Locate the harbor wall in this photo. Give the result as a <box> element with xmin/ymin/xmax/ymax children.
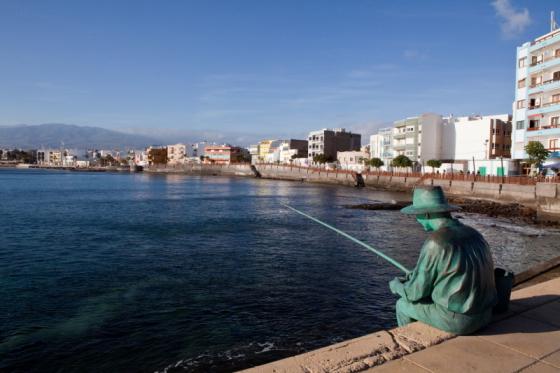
<box><xmin>145</xmin><ymin>164</ymin><xmax>560</xmax><ymax>221</ymax></box>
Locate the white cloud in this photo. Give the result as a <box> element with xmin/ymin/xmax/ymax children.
<box><xmin>492</xmin><ymin>0</ymin><xmax>531</xmax><ymax>38</ymax></box>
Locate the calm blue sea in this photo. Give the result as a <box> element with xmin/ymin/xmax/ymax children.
<box><xmin>1</xmin><ymin>169</ymin><xmax>558</xmax><ymax>372</ymax></box>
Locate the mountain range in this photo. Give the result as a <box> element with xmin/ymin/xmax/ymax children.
<box><xmin>0</xmin><ymin>124</ymin><xmax>163</xmax><ymax>149</ymax></box>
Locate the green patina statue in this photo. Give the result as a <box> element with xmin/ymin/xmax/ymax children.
<box><xmin>389</xmin><ymin>186</ymin><xmax>497</xmax><ymax>335</ymax></box>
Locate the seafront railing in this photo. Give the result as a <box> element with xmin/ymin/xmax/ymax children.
<box><xmin>146</xmin><ymin>163</ymin><xmax>560</xmax><ymax>185</ymax></box>
<box><xmin>254</xmin><ymin>163</ymin><xmax>560</xmax><ymax>185</ymax></box>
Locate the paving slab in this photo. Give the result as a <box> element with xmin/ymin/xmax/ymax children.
<box><xmin>520</xmin><ymin>300</ymin><xmax>560</xmax><ymax>327</ymax></box>
<box><xmin>509</xmin><ymin>277</ymin><xmax>560</xmax><ymax>312</ymax></box>
<box><xmin>406</xmin><ymin>335</ymin><xmax>535</xmax><ymax>373</ymax></box>
<box><xmin>478</xmin><ymin>315</ymin><xmax>560</xmax><ymax>359</ymax></box>
<box><xmin>363</xmin><ymin>358</ymin><xmax>429</xmax><ymax>372</ymax></box>
<box><xmin>542</xmin><ymin>349</ymin><xmax>560</xmax><ymax>369</ymax></box>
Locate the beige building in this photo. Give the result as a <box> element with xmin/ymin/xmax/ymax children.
<box><xmin>167</xmin><ymin>143</ymin><xmax>187</xmax><ymax>165</ymax></box>
<box><xmin>337</xmin><ymin>151</ymin><xmax>369</xmax><ymax>171</ymax></box>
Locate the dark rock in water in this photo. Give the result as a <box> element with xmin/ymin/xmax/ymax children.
<box><xmin>345</xmin><ymin>202</ymin><xmax>408</xmax><ymax>211</ymax></box>
<box><xmin>447</xmin><ymin>197</ymin><xmax>540</xmax><ymax>224</ymax></box>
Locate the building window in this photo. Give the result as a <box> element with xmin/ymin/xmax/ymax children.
<box><xmin>553</xmin><ymin>94</ymin><xmax>560</xmax><ymax>103</ymax></box>
<box><xmin>518</xmin><ymin>57</ymin><xmax>526</xmax><ymax>68</ymax></box>
<box><xmin>529</xmin><ymin>119</ymin><xmax>540</xmax><ymax>129</ymax></box>
<box><xmin>517</xmin><ymin>79</ymin><xmax>526</xmax><ymax>88</ymax></box>
<box><xmin>532</xmin><ymin>75</ymin><xmax>543</xmax><ymax>86</ymax></box>
<box><xmin>533</xmin><ymin>54</ymin><xmax>543</xmax><ymax>65</ymax></box>
<box><xmin>554</xmin><ymin>71</ymin><xmax>560</xmax><ymax>81</ymax></box>
<box><xmin>550</xmin><ymin>139</ymin><xmax>558</xmax><ymax>150</ymax></box>
<box><xmin>516</xmin><ymin>120</ymin><xmax>525</xmax><ymax>129</ymax></box>
<box><xmin>516</xmin><ymin>100</ymin><xmax>525</xmax><ymax>109</ymax></box>
<box><xmin>552</xmin><ymin>117</ymin><xmax>560</xmax><ymax>127</ymax></box>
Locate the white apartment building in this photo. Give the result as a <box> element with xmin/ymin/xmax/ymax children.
<box><xmin>392</xmin><ymin>113</ymin><xmax>443</xmax><ymax>165</ymax></box>
<box><xmin>248</xmin><ymin>144</ymin><xmax>259</xmax><ymax>164</ymax></box>
<box><xmin>440</xmin><ymin>114</ymin><xmax>514</xmax><ymax>176</ymax></box>
<box><xmin>167</xmin><ymin>143</ymin><xmax>187</xmax><ymax>165</ymax></box>
<box><xmin>37</xmin><ymin>149</ymin><xmax>63</xmax><ymax>166</ymax></box>
<box><xmin>369</xmin><ymin>127</ymin><xmax>393</xmax><ymax>169</ymax></box>
<box><xmin>370</xmin><ymin>134</ymin><xmax>382</xmax><ymax>159</ymax></box>
<box><xmin>441</xmin><ymin>114</ymin><xmax>512</xmax><ymax>160</ymax></box>
<box><xmin>513</xmin><ymin>24</ymin><xmax>560</xmax><ymax>163</ymax></box>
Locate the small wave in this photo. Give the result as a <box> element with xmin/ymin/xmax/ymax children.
<box><xmin>255</xmin><ymin>342</ymin><xmax>274</xmax><ymax>354</ymax></box>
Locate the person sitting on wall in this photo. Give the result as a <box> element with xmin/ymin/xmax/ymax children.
<box><xmin>389</xmin><ymin>186</ymin><xmax>497</xmax><ymax>335</ymax></box>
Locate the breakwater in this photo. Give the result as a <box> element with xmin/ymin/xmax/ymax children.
<box><xmin>145</xmin><ymin>164</ymin><xmax>560</xmax><ymax>222</ymax></box>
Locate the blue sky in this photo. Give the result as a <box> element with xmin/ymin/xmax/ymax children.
<box><xmin>0</xmin><ymin>0</ymin><xmax>557</xmax><ymax>144</ymax></box>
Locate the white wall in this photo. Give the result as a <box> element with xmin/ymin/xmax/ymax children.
<box><xmin>418</xmin><ymin>113</ymin><xmax>443</xmax><ymax>163</ymax></box>
<box><xmin>441</xmin><ymin>114</ymin><xmax>509</xmax><ymax>161</ymax></box>
<box><xmin>369</xmin><ymin>134</ymin><xmax>382</xmax><ymax>158</ymax></box>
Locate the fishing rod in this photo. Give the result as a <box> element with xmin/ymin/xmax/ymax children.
<box><xmin>282</xmin><ymin>204</ymin><xmax>411</xmax><ymax>274</ymax></box>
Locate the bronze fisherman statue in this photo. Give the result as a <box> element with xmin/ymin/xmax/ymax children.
<box><xmin>390</xmin><ymin>186</ymin><xmax>498</xmax><ymax>335</ymax></box>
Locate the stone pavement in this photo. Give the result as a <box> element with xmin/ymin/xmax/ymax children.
<box><xmin>240</xmin><ymin>277</ymin><xmax>560</xmax><ymax>373</ymax></box>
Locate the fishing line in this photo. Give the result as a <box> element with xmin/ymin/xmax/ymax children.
<box><xmin>282</xmin><ymin>204</ymin><xmax>410</xmax><ymax>274</ymax></box>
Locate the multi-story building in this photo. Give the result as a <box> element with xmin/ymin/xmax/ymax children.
<box><xmin>167</xmin><ymin>143</ymin><xmax>187</xmax><ymax>165</ymax></box>
<box><xmin>392</xmin><ymin>113</ymin><xmax>444</xmax><ymax>165</ymax></box>
<box><xmin>248</xmin><ymin>144</ymin><xmax>259</xmax><ymax>164</ymax></box>
<box><xmin>258</xmin><ymin>140</ymin><xmax>275</xmax><ymax>162</ymax></box>
<box><xmin>439</xmin><ymin>114</ymin><xmax>514</xmax><ymax>176</ymax></box>
<box><xmin>370</xmin><ymin>134</ymin><xmax>382</xmax><ymax>159</ymax></box>
<box><xmin>442</xmin><ymin>114</ymin><xmax>512</xmax><ymax>161</ymax></box>
<box><xmin>307</xmin><ymin>128</ymin><xmax>361</xmax><ymax>162</ymax></box>
<box><xmin>204</xmin><ymin>145</ymin><xmax>244</xmax><ymax>165</ymax></box>
<box><xmin>370</xmin><ymin>127</ymin><xmax>393</xmax><ymax>168</ymax></box>
<box><xmin>37</xmin><ymin>149</ymin><xmax>63</xmax><ymax>166</ymax></box>
<box><xmin>266</xmin><ymin>139</ymin><xmax>308</xmax><ymax>164</ymax></box>
<box><xmin>513</xmin><ymin>24</ymin><xmax>560</xmax><ymax>163</ymax></box>
<box><xmin>147</xmin><ymin>146</ymin><xmax>167</xmax><ymax>166</ymax></box>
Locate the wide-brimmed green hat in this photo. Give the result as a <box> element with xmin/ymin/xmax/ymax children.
<box><xmin>401</xmin><ymin>186</ymin><xmax>461</xmax><ymax>215</ymax></box>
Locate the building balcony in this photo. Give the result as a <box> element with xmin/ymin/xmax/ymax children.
<box><xmin>528</xmin><ymin>54</ymin><xmax>560</xmax><ymax>73</ymax></box>
<box><xmin>393</xmin><ymin>132</ymin><xmax>407</xmax><ymax>139</ymax></box>
<box><xmin>526</xmin><ymin>126</ymin><xmax>560</xmax><ymax>137</ymax></box>
<box><xmin>528</xmin><ymin>78</ymin><xmax>560</xmax><ymax>94</ymax></box>
<box><xmin>527</xmin><ymin>124</ymin><xmax>560</xmax><ymax>131</ymax></box>
<box><xmin>527</xmin><ymin>101</ymin><xmax>560</xmax><ymax>115</ymax></box>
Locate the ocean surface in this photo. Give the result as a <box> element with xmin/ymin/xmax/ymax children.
<box><xmin>1</xmin><ymin>169</ymin><xmax>559</xmax><ymax>372</ymax></box>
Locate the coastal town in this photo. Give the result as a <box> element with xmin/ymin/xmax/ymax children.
<box><xmin>3</xmin><ymin>25</ymin><xmax>560</xmax><ymax>179</ymax></box>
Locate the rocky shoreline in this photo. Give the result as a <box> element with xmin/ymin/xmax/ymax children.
<box><xmin>345</xmin><ymin>197</ymin><xmax>554</xmax><ymax>226</ymax></box>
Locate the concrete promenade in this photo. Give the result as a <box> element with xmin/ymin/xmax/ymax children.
<box><xmin>240</xmin><ymin>277</ymin><xmax>560</xmax><ymax>373</ymax></box>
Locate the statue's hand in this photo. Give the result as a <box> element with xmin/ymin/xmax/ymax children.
<box><xmin>389</xmin><ymin>277</ymin><xmax>405</xmax><ymax>297</ymax></box>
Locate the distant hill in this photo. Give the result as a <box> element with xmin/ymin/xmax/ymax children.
<box><xmin>0</xmin><ymin>123</ymin><xmax>162</xmax><ymax>149</ymax></box>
